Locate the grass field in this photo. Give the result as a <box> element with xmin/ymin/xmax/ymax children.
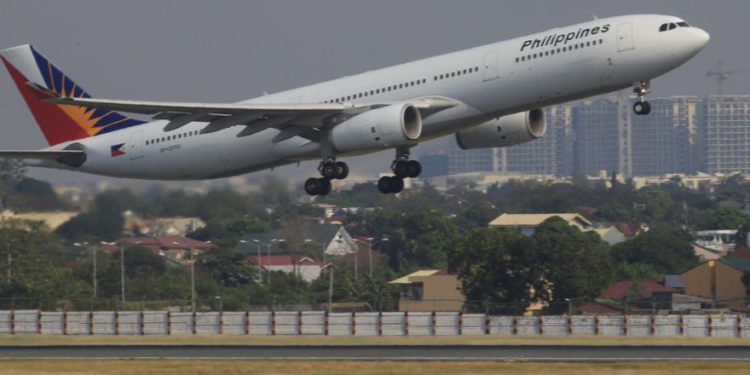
<box><xmin>0</xmin><ymin>360</ymin><xmax>747</xmax><ymax>375</ymax></box>
<box><xmin>1</xmin><ymin>334</ymin><xmax>749</xmax><ymax>346</ymax></box>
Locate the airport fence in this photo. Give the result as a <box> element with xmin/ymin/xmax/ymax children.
<box><xmin>1</xmin><ymin>310</ymin><xmax>750</xmax><ymax>337</ymax></box>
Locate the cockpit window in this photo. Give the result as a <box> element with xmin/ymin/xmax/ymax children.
<box><xmin>677</xmin><ymin>22</ymin><xmax>690</xmax><ymax>27</ymax></box>
<box><xmin>669</xmin><ymin>23</ymin><xmax>677</xmax><ymax>30</ymax></box>
<box><xmin>659</xmin><ymin>23</ymin><xmax>668</xmax><ymax>32</ymax></box>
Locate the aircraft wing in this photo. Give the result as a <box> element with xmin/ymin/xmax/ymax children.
<box><xmin>30</xmin><ymin>83</ymin><xmax>458</xmax><ymax>140</ymax></box>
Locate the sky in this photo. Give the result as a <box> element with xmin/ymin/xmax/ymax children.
<box><xmin>0</xmin><ymin>0</ymin><xmax>746</xmax><ymax>188</ymax></box>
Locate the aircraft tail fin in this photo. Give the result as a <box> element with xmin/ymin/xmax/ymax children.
<box><xmin>0</xmin><ymin>44</ymin><xmax>145</xmax><ymax>146</ymax></box>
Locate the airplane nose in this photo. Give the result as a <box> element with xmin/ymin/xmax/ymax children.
<box><xmin>694</xmin><ymin>28</ymin><xmax>710</xmax><ymax>49</ymax></box>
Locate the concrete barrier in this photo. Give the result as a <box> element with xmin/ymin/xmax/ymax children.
<box><xmin>352</xmin><ymin>312</ymin><xmax>377</xmax><ymax>336</ymax></box>
<box><xmin>1</xmin><ymin>310</ymin><xmax>748</xmax><ymax>338</ymax></box>
<box><xmin>570</xmin><ymin>315</ymin><xmax>595</xmax><ymax>335</ymax></box>
<box><xmin>626</xmin><ymin>315</ymin><xmax>651</xmax><ymax>336</ymax></box>
<box><xmin>542</xmin><ymin>316</ymin><xmax>568</xmax><ymax>336</ymax></box>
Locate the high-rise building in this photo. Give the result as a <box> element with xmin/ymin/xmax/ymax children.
<box><xmin>572</xmin><ymin>97</ymin><xmax>629</xmax><ymax>176</ymax></box>
<box><xmin>631</xmin><ymin>96</ymin><xmax>703</xmax><ymax>176</ymax></box>
<box><xmin>705</xmin><ymin>96</ymin><xmax>750</xmax><ymax>174</ymax></box>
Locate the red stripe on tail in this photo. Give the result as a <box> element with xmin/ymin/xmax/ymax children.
<box><xmin>2</xmin><ymin>56</ymin><xmax>90</xmax><ymax>146</ymax></box>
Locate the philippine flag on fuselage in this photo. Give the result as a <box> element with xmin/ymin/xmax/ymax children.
<box><xmin>110</xmin><ymin>143</ymin><xmax>126</xmax><ymax>157</ymax></box>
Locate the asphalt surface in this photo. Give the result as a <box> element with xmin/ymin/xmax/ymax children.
<box><xmin>0</xmin><ymin>345</ymin><xmax>749</xmax><ymax>361</ymax></box>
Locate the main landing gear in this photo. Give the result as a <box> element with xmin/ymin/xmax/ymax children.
<box><xmin>633</xmin><ymin>80</ymin><xmax>652</xmax><ymax>115</ymax></box>
<box><xmin>305</xmin><ymin>158</ymin><xmax>349</xmax><ymax>196</ymax></box>
<box><xmin>377</xmin><ymin>150</ymin><xmax>422</xmax><ymax>195</ymax></box>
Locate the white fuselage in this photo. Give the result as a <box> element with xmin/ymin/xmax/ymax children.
<box><xmin>43</xmin><ymin>14</ymin><xmax>709</xmax><ymax>180</ymax></box>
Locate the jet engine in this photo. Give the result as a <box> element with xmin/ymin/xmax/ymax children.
<box><xmin>455</xmin><ymin>109</ymin><xmax>546</xmax><ymax>149</ymax></box>
<box><xmin>329</xmin><ymin>103</ymin><xmax>422</xmax><ymax>153</ymax></box>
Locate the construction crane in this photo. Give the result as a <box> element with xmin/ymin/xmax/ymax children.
<box><xmin>707</xmin><ymin>61</ymin><xmax>750</xmax><ymax>95</ymax></box>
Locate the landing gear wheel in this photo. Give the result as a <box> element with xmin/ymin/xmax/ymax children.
<box><xmin>305</xmin><ymin>178</ymin><xmax>322</xmax><ymax>196</ymax></box>
<box><xmin>406</xmin><ymin>160</ymin><xmax>422</xmax><ymax>178</ymax></box>
<box><xmin>305</xmin><ymin>178</ymin><xmax>332</xmax><ymax>196</ymax></box>
<box><xmin>377</xmin><ymin>176</ymin><xmax>392</xmax><ymax>194</ymax></box>
<box><xmin>393</xmin><ymin>161</ymin><xmax>411</xmax><ymax>178</ymax></box>
<box><xmin>633</xmin><ymin>101</ymin><xmax>651</xmax><ymax>115</ymax></box>
<box><xmin>320</xmin><ymin>162</ymin><xmax>338</xmax><ymax>179</ymax></box>
<box><xmin>318</xmin><ymin>178</ymin><xmax>332</xmax><ymax>196</ymax></box>
<box><xmin>334</xmin><ymin>161</ymin><xmax>349</xmax><ymax>180</ymax></box>
<box><xmin>377</xmin><ymin>176</ymin><xmax>404</xmax><ymax>194</ymax></box>
<box><xmin>390</xmin><ymin>177</ymin><xmax>404</xmax><ymax>193</ymax></box>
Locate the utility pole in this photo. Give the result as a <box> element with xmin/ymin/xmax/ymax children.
<box><xmin>327</xmin><ymin>265</ymin><xmax>334</xmax><ymax>313</ymax></box>
<box><xmin>92</xmin><ymin>244</ymin><xmax>97</xmax><ymax>298</ymax></box>
<box><xmin>120</xmin><ymin>244</ymin><xmax>125</xmax><ymax>303</ymax></box>
<box><xmin>190</xmin><ymin>247</ymin><xmax>196</xmax><ymax>313</ymax></box>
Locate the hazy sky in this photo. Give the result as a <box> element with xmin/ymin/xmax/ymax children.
<box><xmin>0</xmin><ymin>0</ymin><xmax>745</xmax><ymax>187</ymax></box>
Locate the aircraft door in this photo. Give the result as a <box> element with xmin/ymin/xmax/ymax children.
<box><xmin>483</xmin><ymin>52</ymin><xmax>499</xmax><ymax>81</ymax></box>
<box><xmin>128</xmin><ymin>130</ymin><xmax>144</xmax><ymax>160</ymax></box>
<box><xmin>617</xmin><ymin>22</ymin><xmax>635</xmax><ymax>52</ymax></box>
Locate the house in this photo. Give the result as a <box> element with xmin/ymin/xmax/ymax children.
<box><xmin>389</xmin><ymin>270</ymin><xmax>463</xmax><ymax>312</ymax></box>
<box><xmin>237</xmin><ymin>223</ymin><xmax>359</xmax><ymax>258</ymax></box>
<box><xmin>122</xmin><ymin>213</ymin><xmax>206</xmax><ymax>237</ymax></box>
<box><xmin>249</xmin><ymin>255</ymin><xmax>328</xmax><ymax>282</ymax></box>
<box><xmin>0</xmin><ymin>210</ymin><xmax>79</xmax><ymax>230</ymax></box>
<box><xmin>594</xmin><ymin>226</ymin><xmax>627</xmax><ymax>245</ymax></box>
<box><xmin>694</xmin><ymin>230</ymin><xmax>737</xmax><ymax>256</ymax></box>
<box><xmin>113</xmin><ymin>236</ymin><xmax>213</xmax><ymax>264</ymax></box>
<box><xmin>592</xmin><ymin>280</ymin><xmax>715</xmax><ymax>313</ymax></box>
<box><xmin>681</xmin><ymin>258</ymin><xmax>750</xmax><ymax>308</ymax></box>
<box><xmin>488</xmin><ymin>212</ymin><xmax>623</xmax><ymax>244</ymax></box>
<box><xmin>692</xmin><ymin>243</ymin><xmax>723</xmax><ymax>261</ymax></box>
<box><xmin>488</xmin><ymin>213</ymin><xmax>593</xmax><ymax>236</ymax></box>
<box><xmin>600</xmin><ymin>280</ymin><xmax>675</xmax><ymax>301</ymax></box>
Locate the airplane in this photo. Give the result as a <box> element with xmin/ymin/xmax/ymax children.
<box><xmin>0</xmin><ymin>14</ymin><xmax>709</xmax><ymax>196</ymax></box>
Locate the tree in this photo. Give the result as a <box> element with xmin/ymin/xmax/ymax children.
<box><xmin>531</xmin><ymin>217</ymin><xmax>612</xmax><ymax>310</ymax></box>
<box><xmin>611</xmin><ymin>224</ymin><xmax>699</xmax><ymax>275</ymax></box>
<box><xmin>198</xmin><ymin>247</ymin><xmax>256</xmax><ymax>287</ymax></box>
<box><xmin>450</xmin><ymin>228</ymin><xmax>544</xmax><ymax>314</ymax></box>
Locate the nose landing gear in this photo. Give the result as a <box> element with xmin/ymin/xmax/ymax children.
<box><xmin>633</xmin><ymin>80</ymin><xmax>652</xmax><ymax>115</ymax></box>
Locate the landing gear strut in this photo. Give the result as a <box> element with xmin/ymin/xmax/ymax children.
<box><xmin>305</xmin><ymin>157</ymin><xmax>349</xmax><ymax>196</ymax></box>
<box><xmin>633</xmin><ymin>80</ymin><xmax>652</xmax><ymax>115</ymax></box>
<box><xmin>378</xmin><ymin>148</ymin><xmax>421</xmax><ymax>195</ymax></box>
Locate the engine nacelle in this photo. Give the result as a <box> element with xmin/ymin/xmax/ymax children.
<box><xmin>455</xmin><ymin>109</ymin><xmax>546</xmax><ymax>150</ymax></box>
<box><xmin>329</xmin><ymin>103</ymin><xmax>422</xmax><ymax>153</ymax></box>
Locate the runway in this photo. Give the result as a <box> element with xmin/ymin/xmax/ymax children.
<box><xmin>0</xmin><ymin>345</ymin><xmax>749</xmax><ymax>361</ymax></box>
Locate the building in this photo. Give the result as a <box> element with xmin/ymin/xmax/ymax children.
<box><xmin>249</xmin><ymin>255</ymin><xmax>328</xmax><ymax>282</ymax></box>
<box><xmin>594</xmin><ymin>227</ymin><xmax>627</xmax><ymax>245</ymax></box>
<box><xmin>572</xmin><ymin>97</ymin><xmax>628</xmax><ymax>176</ymax></box>
<box><xmin>123</xmin><ymin>214</ymin><xmax>206</xmax><ymax>237</ymax></box>
<box><xmin>0</xmin><ymin>210</ymin><xmax>79</xmax><ymax>231</ymax></box>
<box><xmin>389</xmin><ymin>270</ymin><xmax>463</xmax><ymax>312</ymax></box>
<box><xmin>705</xmin><ymin>96</ymin><xmax>750</xmax><ymax>174</ymax></box>
<box><xmin>488</xmin><ymin>213</ymin><xmax>594</xmax><ymax>236</ymax></box>
<box><xmin>113</xmin><ymin>236</ymin><xmax>213</xmax><ymax>264</ymax></box>
<box><xmin>694</xmin><ymin>229</ymin><xmax>737</xmax><ymax>256</ymax></box>
<box><xmin>630</xmin><ymin>96</ymin><xmax>703</xmax><ymax>176</ymax></box>
<box><xmin>681</xmin><ymin>258</ymin><xmax>750</xmax><ymax>308</ymax></box>
<box><xmin>237</xmin><ymin>223</ymin><xmax>359</xmax><ymax>258</ymax></box>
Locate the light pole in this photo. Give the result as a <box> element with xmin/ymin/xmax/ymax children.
<box><xmin>75</xmin><ymin>242</ymin><xmax>96</xmax><ymax>298</ymax></box>
<box><xmin>355</xmin><ymin>237</ymin><xmax>389</xmax><ymax>277</ymax></box>
<box><xmin>326</xmin><ymin>264</ymin><xmax>335</xmax><ymax>313</ymax></box>
<box><xmin>251</xmin><ymin>240</ymin><xmax>262</xmax><ymax>282</ymax></box>
<box><xmin>268</xmin><ymin>239</ymin><xmax>283</xmax><ymax>286</ymax></box>
<box><xmin>174</xmin><ymin>240</ymin><xmax>202</xmax><ymax>313</ymax></box>
<box><xmin>101</xmin><ymin>241</ymin><xmax>125</xmax><ymax>303</ymax></box>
